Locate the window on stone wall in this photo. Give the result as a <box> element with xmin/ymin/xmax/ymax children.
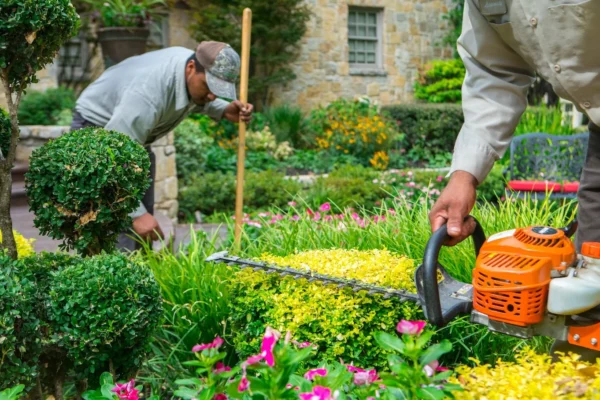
<box><xmin>348</xmin><ymin>8</ymin><xmax>383</xmax><ymax>70</ymax></box>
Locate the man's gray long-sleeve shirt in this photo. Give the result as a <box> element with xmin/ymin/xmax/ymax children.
<box><xmin>75</xmin><ymin>46</ymin><xmax>229</xmax><ymax>217</ymax></box>
<box><xmin>450</xmin><ymin>0</ymin><xmax>600</xmax><ymax>184</ymax></box>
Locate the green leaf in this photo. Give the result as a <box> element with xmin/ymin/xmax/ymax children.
<box><xmin>430</xmin><ymin>370</ymin><xmax>453</xmax><ymax>382</ymax></box>
<box><xmin>385</xmin><ymin>387</ymin><xmax>411</xmax><ymax>400</ymax></box>
<box><xmin>101</xmin><ymin>384</ymin><xmax>115</xmax><ymax>399</ymax></box>
<box><xmin>419</xmin><ymin>340</ymin><xmax>452</xmax><ymax>367</ymax></box>
<box><xmin>375</xmin><ymin>331</ymin><xmax>406</xmax><ymax>353</ymax></box>
<box><xmin>174</xmin><ymin>378</ymin><xmax>204</xmax><ymax>386</ymax></box>
<box><xmin>387</xmin><ymin>354</ymin><xmax>405</xmax><ymax>374</ymax></box>
<box><xmin>0</xmin><ymin>385</ymin><xmax>25</xmax><ymax>400</ymax></box>
<box><xmin>199</xmin><ymin>387</ymin><xmax>216</xmax><ymax>400</ymax></box>
<box><xmin>416</xmin><ymin>387</ymin><xmax>446</xmax><ymax>400</ymax></box>
<box><xmin>173</xmin><ymin>387</ymin><xmax>201</xmax><ymax>399</ymax></box>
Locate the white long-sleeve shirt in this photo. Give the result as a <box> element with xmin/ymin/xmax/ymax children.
<box><xmin>450</xmin><ymin>0</ymin><xmax>600</xmax><ymax>184</ymax></box>
<box><xmin>75</xmin><ymin>46</ymin><xmax>229</xmax><ymax>217</ymax></box>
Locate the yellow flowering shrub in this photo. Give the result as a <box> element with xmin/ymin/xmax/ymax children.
<box><xmin>451</xmin><ymin>348</ymin><xmax>600</xmax><ymax>399</ymax></box>
<box><xmin>228</xmin><ymin>248</ymin><xmax>422</xmax><ymax>369</ymax></box>
<box><xmin>309</xmin><ymin>98</ymin><xmax>397</xmax><ymax>163</ymax></box>
<box><xmin>0</xmin><ymin>230</ymin><xmax>35</xmax><ymax>258</ymax></box>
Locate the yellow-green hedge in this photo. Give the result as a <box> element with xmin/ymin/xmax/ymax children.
<box><xmin>452</xmin><ymin>348</ymin><xmax>600</xmax><ymax>399</ymax></box>
<box><xmin>228</xmin><ymin>249</ymin><xmax>422</xmax><ymax>369</ymax></box>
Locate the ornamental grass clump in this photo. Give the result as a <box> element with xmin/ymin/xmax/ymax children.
<box><xmin>25</xmin><ymin>127</ymin><xmax>151</xmax><ymax>256</ymax></box>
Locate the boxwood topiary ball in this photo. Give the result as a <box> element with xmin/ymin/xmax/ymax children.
<box><xmin>25</xmin><ymin>127</ymin><xmax>151</xmax><ymax>256</ymax></box>
<box><xmin>45</xmin><ymin>252</ymin><xmax>163</xmax><ymax>379</ymax></box>
<box><xmin>0</xmin><ymin>254</ymin><xmax>41</xmax><ymax>392</ymax></box>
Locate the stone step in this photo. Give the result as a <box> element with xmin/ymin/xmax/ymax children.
<box><xmin>11</xmin><ymin>162</ymin><xmax>28</xmax><ymax>184</ymax></box>
<box><xmin>10</xmin><ymin>180</ymin><xmax>28</xmax><ymax>208</ymax></box>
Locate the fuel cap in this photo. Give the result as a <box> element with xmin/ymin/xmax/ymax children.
<box><xmin>532</xmin><ymin>226</ymin><xmax>558</xmax><ymax>235</ymax></box>
<box><xmin>581</xmin><ymin>242</ymin><xmax>600</xmax><ymax>258</ymax></box>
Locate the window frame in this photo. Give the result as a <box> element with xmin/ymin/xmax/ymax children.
<box><xmin>347</xmin><ymin>7</ymin><xmax>384</xmax><ymax>71</ymax></box>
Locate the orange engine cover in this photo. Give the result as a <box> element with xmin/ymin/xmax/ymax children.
<box><xmin>472</xmin><ymin>226</ymin><xmax>576</xmax><ymax>326</ymax></box>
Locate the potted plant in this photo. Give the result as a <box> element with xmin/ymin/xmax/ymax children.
<box><xmin>83</xmin><ymin>0</ymin><xmax>166</xmax><ymax>68</ymax></box>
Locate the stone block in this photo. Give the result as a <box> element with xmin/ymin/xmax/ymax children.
<box><xmin>155</xmin><ymin>151</ymin><xmax>177</xmax><ymax>182</ymax></box>
<box><xmin>152</xmin><ymin>135</ymin><xmax>169</xmax><ymax>147</ymax></box>
<box><xmin>165</xmin><ymin>145</ymin><xmax>176</xmax><ymax>156</ymax></box>
<box><xmin>167</xmin><ymin>131</ymin><xmax>174</xmax><ymax>145</ymax></box>
<box><xmin>158</xmin><ymin>200</ymin><xmax>179</xmax><ymax>220</ymax></box>
<box><xmin>337</xmin><ymin>63</ymin><xmax>349</xmax><ymax>76</ymax></box>
<box><xmin>367</xmin><ymin>83</ymin><xmax>380</xmax><ymax>97</ymax></box>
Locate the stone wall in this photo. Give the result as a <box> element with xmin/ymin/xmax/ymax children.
<box><xmin>17</xmin><ymin>126</ymin><xmax>179</xmax><ymax>222</ymax></box>
<box><xmin>269</xmin><ymin>0</ymin><xmax>454</xmax><ymax>110</ymax></box>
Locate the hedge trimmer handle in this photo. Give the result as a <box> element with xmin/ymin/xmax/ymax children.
<box><xmin>416</xmin><ymin>217</ymin><xmax>486</xmax><ymax>328</ymax></box>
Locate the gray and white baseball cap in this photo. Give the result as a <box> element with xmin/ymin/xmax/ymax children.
<box><xmin>196</xmin><ymin>41</ymin><xmax>240</xmax><ymax>100</ymax></box>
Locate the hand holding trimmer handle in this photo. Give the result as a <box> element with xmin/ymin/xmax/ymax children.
<box><xmin>421</xmin><ymin>217</ymin><xmax>486</xmax><ymax>327</ymax></box>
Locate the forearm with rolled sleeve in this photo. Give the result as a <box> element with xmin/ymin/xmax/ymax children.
<box><xmin>449</xmin><ymin>0</ymin><xmax>536</xmax><ymax>185</ymax></box>
<box><xmin>104</xmin><ymin>89</ymin><xmax>160</xmax><ymax>219</ymax></box>
<box><xmin>202</xmin><ymin>98</ymin><xmax>230</xmax><ymax>121</ymax></box>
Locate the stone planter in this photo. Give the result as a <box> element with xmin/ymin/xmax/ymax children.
<box><xmin>97</xmin><ymin>27</ymin><xmax>150</xmax><ymax>68</ymax></box>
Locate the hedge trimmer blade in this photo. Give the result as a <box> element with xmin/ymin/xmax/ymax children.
<box><xmin>205</xmin><ymin>251</ymin><xmax>420</xmax><ymax>303</ymax></box>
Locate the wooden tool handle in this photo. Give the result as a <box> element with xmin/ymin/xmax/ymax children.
<box><xmin>234</xmin><ymin>8</ymin><xmax>252</xmax><ymax>251</ymax></box>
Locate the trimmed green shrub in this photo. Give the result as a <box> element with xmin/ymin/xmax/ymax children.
<box><xmin>179</xmin><ymin>171</ymin><xmax>237</xmax><ymax>219</ymax></box>
<box><xmin>0</xmin><ymin>0</ymin><xmax>80</xmax><ymax>92</ymax></box>
<box><xmin>244</xmin><ymin>169</ymin><xmax>303</xmax><ymax>210</ymax></box>
<box><xmin>383</xmin><ymin>104</ymin><xmax>463</xmax><ymax>168</ymax></box>
<box><xmin>414</xmin><ymin>59</ymin><xmax>465</xmax><ymax>103</ymax></box>
<box><xmin>174</xmin><ymin>118</ymin><xmax>215</xmax><ymax>184</ymax></box>
<box><xmin>0</xmin><ymin>254</ymin><xmax>41</xmax><ymax>391</ymax></box>
<box><xmin>179</xmin><ymin>170</ymin><xmax>303</xmax><ymax>220</ymax></box>
<box><xmin>228</xmin><ymin>257</ymin><xmax>422</xmax><ymax>370</ymax></box>
<box><xmin>25</xmin><ymin>127</ymin><xmax>151</xmax><ymax>256</ymax></box>
<box><xmin>17</xmin><ymin>87</ymin><xmax>76</xmax><ymax>125</ymax></box>
<box><xmin>45</xmin><ymin>252</ymin><xmax>162</xmax><ymax>379</ymax></box>
<box><xmin>0</xmin><ymin>108</ymin><xmax>9</xmax><ymax>157</ymax></box>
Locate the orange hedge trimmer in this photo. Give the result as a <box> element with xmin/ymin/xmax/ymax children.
<box><xmin>208</xmin><ymin>218</ymin><xmax>600</xmax><ymax>354</ymax></box>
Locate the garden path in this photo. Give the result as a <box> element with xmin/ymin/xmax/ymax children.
<box><xmin>10</xmin><ymin>203</ymin><xmax>227</xmax><ymax>253</ymax></box>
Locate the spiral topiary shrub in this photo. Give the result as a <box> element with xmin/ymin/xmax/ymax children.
<box><xmin>0</xmin><ymin>254</ymin><xmax>42</xmax><ymax>391</ymax></box>
<box><xmin>25</xmin><ymin>127</ymin><xmax>151</xmax><ymax>255</ymax></box>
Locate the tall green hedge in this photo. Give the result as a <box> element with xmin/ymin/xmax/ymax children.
<box><xmin>383</xmin><ymin>104</ymin><xmax>463</xmax><ymax>168</ymax></box>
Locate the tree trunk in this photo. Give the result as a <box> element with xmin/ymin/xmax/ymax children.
<box><xmin>0</xmin><ymin>73</ymin><xmax>21</xmax><ymax>259</ymax></box>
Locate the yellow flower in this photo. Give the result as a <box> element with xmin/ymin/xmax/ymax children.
<box><xmin>451</xmin><ymin>347</ymin><xmax>600</xmax><ymax>399</ymax></box>
<box><xmin>369</xmin><ymin>151</ymin><xmax>389</xmax><ymax>170</ymax></box>
<box><xmin>0</xmin><ymin>230</ymin><xmax>35</xmax><ymax>258</ymax></box>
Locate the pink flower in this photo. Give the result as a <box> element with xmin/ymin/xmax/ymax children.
<box><xmin>436</xmin><ymin>175</ymin><xmax>444</xmax><ymax>182</ymax></box>
<box><xmin>213</xmin><ymin>394</ymin><xmax>227</xmax><ymax>400</ymax></box>
<box><xmin>238</xmin><ymin>376</ymin><xmax>250</xmax><ymax>392</ymax></box>
<box><xmin>407</xmin><ymin>182</ymin><xmax>416</xmax><ymax>187</ymax></box>
<box><xmin>214</xmin><ymin>362</ymin><xmax>231</xmax><ymax>374</ymax></box>
<box><xmin>258</xmin><ymin>212</ymin><xmax>270</xmax><ymax>217</ymax></box>
<box><xmin>408</xmin><ymin>171</ymin><xmax>413</xmax><ymax>177</ymax></box>
<box><xmin>291</xmin><ymin>215</ymin><xmax>301</xmax><ymax>221</ymax></box>
<box><xmin>260</xmin><ymin>327</ymin><xmax>280</xmax><ymax>367</ymax></box>
<box><xmin>299</xmin><ymin>386</ymin><xmax>335</xmax><ymax>400</ymax></box>
<box><xmin>112</xmin><ymin>380</ymin><xmax>139</xmax><ymax>400</ymax></box>
<box><xmin>313</xmin><ymin>212</ymin><xmax>321</xmax><ymax>221</ymax></box>
<box><xmin>319</xmin><ymin>202</ymin><xmax>331</xmax><ymax>212</ymax></box>
<box><xmin>304</xmin><ymin>368</ymin><xmax>328</xmax><ymax>381</ymax></box>
<box><xmin>245</xmin><ymin>354</ymin><xmax>264</xmax><ymax>365</ymax></box>
<box><xmin>324</xmin><ymin>215</ymin><xmax>333</xmax><ymax>222</ymax></box>
<box><xmin>373</xmin><ymin>215</ymin><xmax>386</xmax><ymax>223</ymax></box>
<box><xmin>423</xmin><ymin>360</ymin><xmax>449</xmax><ymax>377</ymax></box>
<box><xmin>286</xmin><ymin>384</ymin><xmax>301</xmax><ymax>391</ymax></box>
<box><xmin>354</xmin><ymin>369</ymin><xmax>379</xmax><ymax>386</ymax></box>
<box><xmin>307</xmin><ymin>208</ymin><xmax>314</xmax><ymax>216</ymax></box>
<box><xmin>247</xmin><ymin>221</ymin><xmax>262</xmax><ymax>228</ymax></box>
<box><xmin>396</xmin><ymin>320</ymin><xmax>426</xmax><ymax>335</ymax></box>
<box><xmin>351</xmin><ymin>213</ymin><xmax>360</xmax><ymax>220</ymax></box>
<box><xmin>288</xmin><ymin>201</ymin><xmax>297</xmax><ymax>207</ymax></box>
<box><xmin>192</xmin><ymin>336</ymin><xmax>224</xmax><ymax>352</ymax></box>
<box><xmin>346</xmin><ymin>365</ymin><xmax>366</xmax><ymax>373</ymax></box>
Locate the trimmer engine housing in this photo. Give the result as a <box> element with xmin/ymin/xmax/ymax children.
<box><xmin>473</xmin><ymin>226</ymin><xmax>576</xmax><ymax>326</ymax></box>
